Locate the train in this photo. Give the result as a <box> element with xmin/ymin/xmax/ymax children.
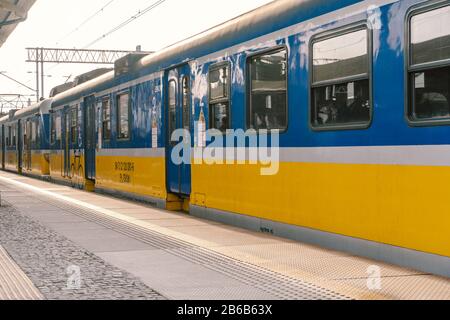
<box><xmin>0</xmin><ymin>0</ymin><xmax>449</xmax><ymax>277</ymax></box>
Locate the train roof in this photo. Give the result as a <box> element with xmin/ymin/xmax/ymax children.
<box><xmin>136</xmin><ymin>0</ymin><xmax>368</xmax><ymax>71</ymax></box>
<box><xmin>52</xmin><ymin>71</ymin><xmax>115</xmax><ymax>107</ymax></box>
<box><xmin>0</xmin><ymin>115</ymin><xmax>9</xmax><ymax>125</ymax></box>
<box><xmin>11</xmin><ymin>99</ymin><xmax>52</xmax><ymax>122</ymax></box>
<box><xmin>52</xmin><ymin>0</ymin><xmax>366</xmax><ymax>106</ymax></box>
<box><xmin>73</xmin><ymin>68</ymin><xmax>113</xmax><ymax>86</ymax></box>
<box><xmin>49</xmin><ymin>82</ymin><xmax>74</xmax><ymax>98</ymax></box>
<box><xmin>138</xmin><ymin>0</ymin><xmax>309</xmax><ymax>69</ymax></box>
<box><xmin>0</xmin><ymin>109</ymin><xmax>18</xmax><ymax>124</ymax></box>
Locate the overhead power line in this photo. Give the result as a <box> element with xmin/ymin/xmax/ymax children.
<box><xmin>84</xmin><ymin>0</ymin><xmax>168</xmax><ymax>49</ymax></box>
<box><xmin>0</xmin><ymin>72</ymin><xmax>36</xmax><ymax>93</ymax></box>
<box><xmin>56</xmin><ymin>0</ymin><xmax>118</xmax><ymax>46</ymax></box>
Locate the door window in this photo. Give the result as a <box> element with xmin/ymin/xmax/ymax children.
<box><xmin>168</xmin><ymin>80</ymin><xmax>177</xmax><ymax>143</ymax></box>
<box><xmin>182</xmin><ymin>76</ymin><xmax>190</xmax><ymax>130</ymax></box>
<box><xmin>117</xmin><ymin>93</ymin><xmax>130</xmax><ymax>139</ymax></box>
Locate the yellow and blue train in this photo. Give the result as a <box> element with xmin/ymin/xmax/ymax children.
<box><xmin>0</xmin><ymin>0</ymin><xmax>449</xmax><ymax>277</ymax></box>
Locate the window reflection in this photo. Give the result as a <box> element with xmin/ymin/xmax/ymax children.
<box><xmin>411</xmin><ymin>5</ymin><xmax>450</xmax><ymax>65</ymax></box>
<box><xmin>168</xmin><ymin>80</ymin><xmax>177</xmax><ymax>138</ymax></box>
<box><xmin>409</xmin><ymin>5</ymin><xmax>450</xmax><ymax>122</ymax></box>
<box><xmin>71</xmin><ymin>107</ymin><xmax>77</xmax><ymax>144</ymax></box>
<box><xmin>56</xmin><ymin>115</ymin><xmax>61</xmax><ymax>141</ymax></box>
<box><xmin>182</xmin><ymin>76</ymin><xmax>190</xmax><ymax>130</ymax></box>
<box><xmin>313</xmin><ymin>29</ymin><xmax>368</xmax><ymax>83</ymax></box>
<box><xmin>209</xmin><ymin>67</ymin><xmax>228</xmax><ymax>100</ymax></box>
<box><xmin>117</xmin><ymin>93</ymin><xmax>130</xmax><ymax>139</ymax></box>
<box><xmin>102</xmin><ymin>98</ymin><xmax>111</xmax><ymax>140</ymax></box>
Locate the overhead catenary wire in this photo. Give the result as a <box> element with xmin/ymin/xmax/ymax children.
<box><xmin>56</xmin><ymin>0</ymin><xmax>118</xmax><ymax>46</ymax></box>
<box><xmin>83</xmin><ymin>0</ymin><xmax>168</xmax><ymax>49</ymax></box>
<box><xmin>32</xmin><ymin>0</ymin><xmax>168</xmax><ymax>96</ymax></box>
<box><xmin>0</xmin><ymin>72</ymin><xmax>36</xmax><ymax>92</ymax></box>
<box><xmin>48</xmin><ymin>0</ymin><xmax>167</xmax><ymax>75</ymax></box>
<box><xmin>48</xmin><ymin>0</ymin><xmax>119</xmax><ymax>74</ymax></box>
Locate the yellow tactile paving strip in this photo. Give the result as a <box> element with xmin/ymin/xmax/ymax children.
<box><xmin>0</xmin><ymin>246</ymin><xmax>43</xmax><ymax>300</ymax></box>
<box><xmin>0</xmin><ymin>171</ymin><xmax>449</xmax><ymax>300</ymax></box>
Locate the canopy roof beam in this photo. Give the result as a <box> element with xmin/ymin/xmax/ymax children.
<box><xmin>0</xmin><ymin>1</ymin><xmax>27</xmax><ymax>18</ymax></box>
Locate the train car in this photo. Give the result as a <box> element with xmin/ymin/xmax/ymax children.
<box><xmin>1</xmin><ymin>110</ymin><xmax>19</xmax><ymax>172</ymax></box>
<box><xmin>3</xmin><ymin>0</ymin><xmax>449</xmax><ymax>277</ymax></box>
<box><xmin>48</xmin><ymin>93</ymin><xmax>86</xmax><ymax>189</ymax></box>
<box><xmin>0</xmin><ymin>111</ymin><xmax>16</xmax><ymax>170</ymax></box>
<box><xmin>0</xmin><ymin>100</ymin><xmax>52</xmax><ymax>176</ymax></box>
<box><xmin>47</xmin><ymin>70</ymin><xmax>109</xmax><ymax>190</ymax></box>
<box><xmin>48</xmin><ymin>61</ymin><xmax>168</xmax><ymax>205</ymax></box>
<box><xmin>133</xmin><ymin>0</ymin><xmax>448</xmax><ymax>276</ymax></box>
<box><xmin>13</xmin><ymin>99</ymin><xmax>52</xmax><ymax>177</ymax></box>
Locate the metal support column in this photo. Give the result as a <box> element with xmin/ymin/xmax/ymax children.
<box><xmin>35</xmin><ymin>47</ymin><xmax>39</xmax><ymax>102</ymax></box>
<box><xmin>40</xmin><ymin>47</ymin><xmax>44</xmax><ymax>100</ymax></box>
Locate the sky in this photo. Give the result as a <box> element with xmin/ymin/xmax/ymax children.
<box><xmin>0</xmin><ymin>0</ymin><xmax>273</xmax><ymax>110</ymax></box>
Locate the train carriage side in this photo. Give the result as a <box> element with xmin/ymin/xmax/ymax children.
<box><xmin>11</xmin><ymin>100</ymin><xmax>52</xmax><ymax>177</ymax></box>
<box><xmin>131</xmin><ymin>0</ymin><xmax>450</xmax><ymax>276</ymax></box>
<box><xmin>49</xmin><ymin>101</ymin><xmax>86</xmax><ymax>188</ymax></box>
<box><xmin>48</xmin><ymin>105</ymin><xmax>62</xmax><ymax>182</ymax></box>
<box><xmin>50</xmin><ymin>90</ymin><xmax>90</xmax><ymax>188</ymax></box>
<box><xmin>2</xmin><ymin>0</ymin><xmax>446</xmax><ymax>277</ymax></box>
<box><xmin>3</xmin><ymin>111</ymin><xmax>20</xmax><ymax>173</ymax></box>
<box><xmin>49</xmin><ymin>70</ymin><xmax>117</xmax><ymax>189</ymax></box>
<box><xmin>93</xmin><ymin>70</ymin><xmax>168</xmax><ymax>208</ymax></box>
<box><xmin>49</xmin><ymin>67</ymin><xmax>169</xmax><ymax>205</ymax></box>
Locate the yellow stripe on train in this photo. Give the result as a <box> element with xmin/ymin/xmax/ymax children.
<box><xmin>191</xmin><ymin>161</ymin><xmax>450</xmax><ymax>258</ymax></box>
<box><xmin>95</xmin><ymin>155</ymin><xmax>166</xmax><ymax>200</ymax></box>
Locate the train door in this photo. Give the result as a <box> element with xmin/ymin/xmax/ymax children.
<box><xmin>84</xmin><ymin>95</ymin><xmax>96</xmax><ymax>181</ymax></box>
<box><xmin>62</xmin><ymin>110</ymin><xmax>71</xmax><ymax>177</ymax></box>
<box><xmin>166</xmin><ymin>64</ymin><xmax>192</xmax><ymax>196</ymax></box>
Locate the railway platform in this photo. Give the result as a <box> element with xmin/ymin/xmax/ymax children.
<box><xmin>0</xmin><ymin>170</ymin><xmax>448</xmax><ymax>300</ymax></box>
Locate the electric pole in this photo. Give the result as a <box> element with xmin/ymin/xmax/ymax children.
<box><xmin>26</xmin><ymin>47</ymin><xmax>152</xmax><ymax>101</ymax></box>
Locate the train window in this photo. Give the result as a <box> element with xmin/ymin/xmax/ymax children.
<box><xmin>56</xmin><ymin>114</ymin><xmax>61</xmax><ymax>142</ymax></box>
<box><xmin>117</xmin><ymin>92</ymin><xmax>130</xmax><ymax>140</ymax></box>
<box><xmin>35</xmin><ymin>119</ymin><xmax>40</xmax><ymax>148</ymax></box>
<box><xmin>247</xmin><ymin>48</ymin><xmax>288</xmax><ymax>131</ymax></box>
<box><xmin>31</xmin><ymin>121</ymin><xmax>36</xmax><ymax>144</ymax></box>
<box><xmin>168</xmin><ymin>80</ymin><xmax>177</xmax><ymax>141</ymax></box>
<box><xmin>12</xmin><ymin>124</ymin><xmax>16</xmax><ymax>147</ymax></box>
<box><xmin>70</xmin><ymin>106</ymin><xmax>78</xmax><ymax>144</ymax></box>
<box><xmin>209</xmin><ymin>63</ymin><xmax>230</xmax><ymax>131</ymax></box>
<box><xmin>311</xmin><ymin>27</ymin><xmax>371</xmax><ymax>129</ymax></box>
<box><xmin>102</xmin><ymin>98</ymin><xmax>111</xmax><ymax>140</ymax></box>
<box><xmin>182</xmin><ymin>76</ymin><xmax>190</xmax><ymax>130</ymax></box>
<box><xmin>6</xmin><ymin>126</ymin><xmax>10</xmax><ymax>146</ymax></box>
<box><xmin>23</xmin><ymin>123</ymin><xmax>26</xmax><ymax>146</ymax></box>
<box><xmin>50</xmin><ymin>113</ymin><xmax>56</xmax><ymax>145</ymax></box>
<box><xmin>408</xmin><ymin>4</ymin><xmax>450</xmax><ymax>122</ymax></box>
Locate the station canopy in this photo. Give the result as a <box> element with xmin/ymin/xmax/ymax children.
<box><xmin>0</xmin><ymin>0</ymin><xmax>36</xmax><ymax>48</ymax></box>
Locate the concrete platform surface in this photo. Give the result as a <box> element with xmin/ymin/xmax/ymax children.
<box><xmin>0</xmin><ymin>245</ymin><xmax>43</xmax><ymax>300</ymax></box>
<box><xmin>0</xmin><ymin>171</ymin><xmax>449</xmax><ymax>300</ymax></box>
